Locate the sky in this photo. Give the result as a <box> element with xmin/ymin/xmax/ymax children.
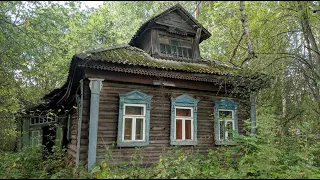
<box><xmin>81</xmin><ymin>1</ymin><xmax>104</xmax><ymax>9</ymax></box>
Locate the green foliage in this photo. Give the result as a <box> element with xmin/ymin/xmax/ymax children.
<box><xmin>0</xmin><ymin>146</ymin><xmax>87</xmax><ymax>179</ymax></box>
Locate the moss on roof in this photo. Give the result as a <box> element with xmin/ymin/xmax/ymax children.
<box><xmin>76</xmin><ymin>45</ymin><xmax>246</xmax><ymax>76</ymax></box>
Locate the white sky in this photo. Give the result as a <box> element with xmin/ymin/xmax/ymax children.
<box><xmin>81</xmin><ymin>1</ymin><xmax>104</xmax><ymax>9</ymax></box>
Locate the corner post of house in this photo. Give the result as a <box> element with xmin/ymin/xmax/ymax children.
<box><xmin>250</xmin><ymin>92</ymin><xmax>257</xmax><ymax>134</ymax></box>
<box><xmin>88</xmin><ymin>78</ymin><xmax>104</xmax><ymax>171</ymax></box>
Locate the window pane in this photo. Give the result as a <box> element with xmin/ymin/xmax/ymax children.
<box><xmin>176</xmin><ymin>119</ymin><xmax>182</xmax><ymax>140</ymax></box>
<box><xmin>226</xmin><ymin>121</ymin><xmax>234</xmax><ymax>140</ymax></box>
<box><xmin>187</xmin><ymin>48</ymin><xmax>193</xmax><ymax>58</ymax></box>
<box><xmin>176</xmin><ymin>108</ymin><xmax>191</xmax><ymax>117</ymax></box>
<box><xmin>178</xmin><ymin>47</ymin><xmax>182</xmax><ymax>57</ymax></box>
<box><xmin>219</xmin><ymin>111</ymin><xmax>232</xmax><ymax>119</ymax></box>
<box><xmin>219</xmin><ymin>121</ymin><xmax>224</xmax><ymax>141</ymax></box>
<box><xmin>172</xmin><ymin>46</ymin><xmax>177</xmax><ymax>57</ymax></box>
<box><xmin>165</xmin><ymin>45</ymin><xmax>171</xmax><ymax>54</ymax></box>
<box><xmin>171</xmin><ymin>39</ymin><xmax>179</xmax><ymax>46</ymax></box>
<box><xmin>135</xmin><ymin>118</ymin><xmax>144</xmax><ymax>140</ymax></box>
<box><xmin>160</xmin><ymin>44</ymin><xmax>166</xmax><ymax>54</ymax></box>
<box><xmin>124</xmin><ymin>118</ymin><xmax>132</xmax><ymax>140</ymax></box>
<box><xmin>182</xmin><ymin>47</ymin><xmax>188</xmax><ymax>58</ymax></box>
<box><xmin>185</xmin><ymin>120</ymin><xmax>192</xmax><ymax>140</ymax></box>
<box><xmin>125</xmin><ymin>106</ymin><xmax>143</xmax><ymax>115</ymax></box>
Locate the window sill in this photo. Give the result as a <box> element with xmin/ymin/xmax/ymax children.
<box><xmin>171</xmin><ymin>140</ymin><xmax>197</xmax><ymax>146</ymax></box>
<box><xmin>117</xmin><ymin>141</ymin><xmax>149</xmax><ymax>147</ymax></box>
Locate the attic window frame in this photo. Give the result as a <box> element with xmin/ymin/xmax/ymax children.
<box><xmin>159</xmin><ymin>35</ymin><xmax>193</xmax><ymax>59</ymax></box>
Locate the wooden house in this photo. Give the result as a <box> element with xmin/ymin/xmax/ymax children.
<box><xmin>18</xmin><ymin>4</ymin><xmax>267</xmax><ymax>170</ymax></box>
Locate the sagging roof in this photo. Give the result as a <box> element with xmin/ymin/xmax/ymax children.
<box><xmin>30</xmin><ymin>44</ymin><xmax>268</xmax><ymax>113</ymax></box>
<box><xmin>76</xmin><ymin>44</ymin><xmax>243</xmax><ymax>76</ymax></box>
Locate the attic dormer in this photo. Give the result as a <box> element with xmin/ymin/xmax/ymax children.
<box><xmin>129</xmin><ymin>4</ymin><xmax>211</xmax><ymax>62</ymax></box>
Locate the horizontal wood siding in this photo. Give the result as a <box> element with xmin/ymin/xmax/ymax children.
<box><xmin>96</xmin><ymin>80</ymin><xmax>250</xmax><ymax>166</ymax></box>
<box><xmin>67</xmin><ymin>108</ymin><xmax>77</xmax><ymax>163</ymax></box>
<box><xmin>156</xmin><ymin>11</ymin><xmax>195</xmax><ymax>33</ymax></box>
<box><xmin>80</xmin><ymin>79</ymin><xmax>90</xmax><ymax>164</ymax></box>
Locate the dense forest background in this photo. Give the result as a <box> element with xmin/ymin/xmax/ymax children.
<box><xmin>1</xmin><ymin>1</ymin><xmax>320</xmax><ymax>178</ymax></box>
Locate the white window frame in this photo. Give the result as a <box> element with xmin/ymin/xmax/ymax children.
<box><xmin>218</xmin><ymin>109</ymin><xmax>235</xmax><ymax>141</ymax></box>
<box><xmin>122</xmin><ymin>104</ymin><xmax>146</xmax><ymax>142</ymax></box>
<box><xmin>174</xmin><ymin>106</ymin><xmax>194</xmax><ymax>141</ymax></box>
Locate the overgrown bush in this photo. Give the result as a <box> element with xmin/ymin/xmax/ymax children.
<box><xmin>0</xmin><ymin>145</ymin><xmax>87</xmax><ymax>179</ymax></box>
<box><xmin>91</xmin><ymin>126</ymin><xmax>320</xmax><ymax>179</ymax></box>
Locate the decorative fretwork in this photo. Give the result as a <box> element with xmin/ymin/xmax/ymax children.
<box><xmin>28</xmin><ymin>115</ymin><xmax>65</xmax><ymax>125</ymax></box>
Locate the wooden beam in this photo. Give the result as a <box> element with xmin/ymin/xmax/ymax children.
<box><xmin>192</xmin><ymin>28</ymin><xmax>202</xmax><ymax>62</ymax></box>
<box><xmin>85</xmin><ymin>69</ymin><xmax>225</xmax><ymax>93</ymax></box>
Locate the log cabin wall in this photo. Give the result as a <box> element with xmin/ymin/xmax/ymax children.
<box><xmin>94</xmin><ymin>79</ymin><xmax>250</xmax><ymax>165</ymax></box>
<box><xmin>67</xmin><ymin>108</ymin><xmax>77</xmax><ymax>162</ymax></box>
<box><xmin>67</xmin><ymin>79</ymin><xmax>91</xmax><ymax>164</ymax></box>
<box><xmin>80</xmin><ymin>79</ymin><xmax>90</xmax><ymax>163</ymax></box>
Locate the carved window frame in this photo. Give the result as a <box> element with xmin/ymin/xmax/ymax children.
<box><xmin>214</xmin><ymin>98</ymin><xmax>238</xmax><ymax>145</ymax></box>
<box><xmin>170</xmin><ymin>94</ymin><xmax>199</xmax><ymax>146</ymax></box>
<box><xmin>117</xmin><ymin>90</ymin><xmax>152</xmax><ymax>147</ymax></box>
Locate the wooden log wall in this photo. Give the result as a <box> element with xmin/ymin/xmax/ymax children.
<box><xmin>94</xmin><ymin>80</ymin><xmax>250</xmax><ymax>166</ymax></box>
<box><xmin>66</xmin><ymin>79</ymin><xmax>90</xmax><ymax>164</ymax></box>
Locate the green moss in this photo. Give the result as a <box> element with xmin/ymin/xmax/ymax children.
<box><xmin>87</xmin><ymin>46</ymin><xmax>244</xmax><ymax>76</ymax></box>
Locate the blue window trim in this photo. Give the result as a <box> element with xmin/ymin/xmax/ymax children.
<box><xmin>170</xmin><ymin>94</ymin><xmax>199</xmax><ymax>146</ymax></box>
<box><xmin>117</xmin><ymin>90</ymin><xmax>152</xmax><ymax>147</ymax></box>
<box><xmin>214</xmin><ymin>98</ymin><xmax>238</xmax><ymax>145</ymax></box>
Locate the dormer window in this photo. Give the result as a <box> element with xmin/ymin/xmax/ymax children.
<box><xmin>159</xmin><ymin>35</ymin><xmax>193</xmax><ymax>59</ymax></box>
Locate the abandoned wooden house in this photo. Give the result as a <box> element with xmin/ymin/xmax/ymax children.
<box><xmin>17</xmin><ymin>4</ymin><xmax>267</xmax><ymax>170</ymax></box>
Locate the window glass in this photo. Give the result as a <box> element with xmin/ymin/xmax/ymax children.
<box><xmin>124</xmin><ymin>118</ymin><xmax>132</xmax><ymax>140</ymax></box>
<box><xmin>185</xmin><ymin>120</ymin><xmax>192</xmax><ymax>140</ymax></box>
<box><xmin>160</xmin><ymin>44</ymin><xmax>166</xmax><ymax>54</ymax></box>
<box><xmin>135</xmin><ymin>118</ymin><xmax>144</xmax><ymax>140</ymax></box>
<box><xmin>178</xmin><ymin>47</ymin><xmax>182</xmax><ymax>57</ymax></box>
<box><xmin>226</xmin><ymin>121</ymin><xmax>234</xmax><ymax>140</ymax></box>
<box><xmin>219</xmin><ymin>111</ymin><xmax>232</xmax><ymax>119</ymax></box>
<box><xmin>182</xmin><ymin>47</ymin><xmax>188</xmax><ymax>58</ymax></box>
<box><xmin>176</xmin><ymin>108</ymin><xmax>191</xmax><ymax>117</ymax></box>
<box><xmin>219</xmin><ymin>121</ymin><xmax>224</xmax><ymax>140</ymax></box>
<box><xmin>125</xmin><ymin>106</ymin><xmax>144</xmax><ymax>115</ymax></box>
<box><xmin>187</xmin><ymin>48</ymin><xmax>193</xmax><ymax>58</ymax></box>
<box><xmin>171</xmin><ymin>39</ymin><xmax>179</xmax><ymax>46</ymax></box>
<box><xmin>165</xmin><ymin>44</ymin><xmax>171</xmax><ymax>54</ymax></box>
<box><xmin>172</xmin><ymin>46</ymin><xmax>177</xmax><ymax>56</ymax></box>
<box><xmin>176</xmin><ymin>119</ymin><xmax>182</xmax><ymax>140</ymax></box>
<box><xmin>159</xmin><ymin>36</ymin><xmax>193</xmax><ymax>59</ymax></box>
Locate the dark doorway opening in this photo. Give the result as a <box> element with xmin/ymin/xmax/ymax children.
<box><xmin>42</xmin><ymin>125</ymin><xmax>56</xmax><ymax>154</ymax></box>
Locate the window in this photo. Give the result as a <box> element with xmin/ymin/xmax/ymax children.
<box><xmin>171</xmin><ymin>94</ymin><xmax>199</xmax><ymax>145</ymax></box>
<box><xmin>214</xmin><ymin>98</ymin><xmax>238</xmax><ymax>145</ymax></box>
<box><xmin>123</xmin><ymin>104</ymin><xmax>145</xmax><ymax>141</ymax></box>
<box><xmin>31</xmin><ymin>130</ymin><xmax>42</xmax><ymax>148</ymax></box>
<box><xmin>159</xmin><ymin>35</ymin><xmax>193</xmax><ymax>59</ymax></box>
<box><xmin>117</xmin><ymin>90</ymin><xmax>152</xmax><ymax>147</ymax></box>
<box><xmin>175</xmin><ymin>107</ymin><xmax>193</xmax><ymax>140</ymax></box>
